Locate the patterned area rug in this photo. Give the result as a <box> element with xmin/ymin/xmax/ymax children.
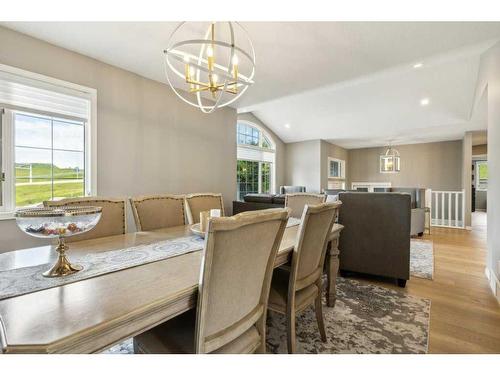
<box><xmin>410</xmin><ymin>239</ymin><xmax>434</xmax><ymax>280</ymax></box>
<box><xmin>104</xmin><ymin>277</ymin><xmax>430</xmax><ymax>354</ymax></box>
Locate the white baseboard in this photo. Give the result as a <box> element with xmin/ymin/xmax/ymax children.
<box><xmin>485</xmin><ymin>267</ymin><xmax>500</xmax><ymax>304</ymax></box>
<box><xmin>466</xmin><ymin>226</ymin><xmax>473</xmax><ymax>230</ymax></box>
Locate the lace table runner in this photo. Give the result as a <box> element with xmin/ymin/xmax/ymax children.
<box><xmin>0</xmin><ymin>235</ymin><xmax>205</xmax><ymax>301</ymax></box>
<box><xmin>0</xmin><ymin>218</ymin><xmax>302</xmax><ymax>301</ymax></box>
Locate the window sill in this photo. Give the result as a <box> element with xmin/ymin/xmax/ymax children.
<box><xmin>0</xmin><ymin>211</ymin><xmax>15</xmax><ymax>221</ymax></box>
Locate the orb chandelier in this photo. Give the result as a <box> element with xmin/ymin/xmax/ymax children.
<box><xmin>380</xmin><ymin>145</ymin><xmax>401</xmax><ymax>173</ymax></box>
<box><xmin>164</xmin><ymin>22</ymin><xmax>256</xmax><ymax>113</ymax></box>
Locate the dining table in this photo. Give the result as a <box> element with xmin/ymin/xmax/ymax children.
<box><xmin>0</xmin><ymin>222</ymin><xmax>343</xmax><ymax>354</ymax></box>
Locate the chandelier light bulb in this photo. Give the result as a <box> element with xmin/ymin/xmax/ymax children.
<box><xmin>232</xmin><ymin>54</ymin><xmax>239</xmax><ymax>66</ymax></box>
<box><xmin>206</xmin><ymin>45</ymin><xmax>214</xmax><ymax>57</ymax></box>
<box><xmin>212</xmin><ymin>74</ymin><xmax>218</xmax><ymax>83</ymax></box>
<box><xmin>183</xmin><ymin>54</ymin><xmax>190</xmax><ymax>63</ymax></box>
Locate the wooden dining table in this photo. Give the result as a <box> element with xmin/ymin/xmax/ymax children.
<box><xmin>0</xmin><ymin>223</ymin><xmax>343</xmax><ymax>354</ymax></box>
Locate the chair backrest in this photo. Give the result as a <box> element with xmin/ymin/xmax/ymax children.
<box><xmin>130</xmin><ymin>194</ymin><xmax>185</xmax><ymax>231</ymax></box>
<box><xmin>290</xmin><ymin>202</ymin><xmax>340</xmax><ymax>291</ymax></box>
<box><xmin>185</xmin><ymin>193</ymin><xmax>224</xmax><ymax>224</ymax></box>
<box><xmin>285</xmin><ymin>193</ymin><xmax>326</xmax><ymax>218</ymax></box>
<box><xmin>44</xmin><ymin>197</ymin><xmax>126</xmax><ymax>241</ymax></box>
<box><xmin>194</xmin><ymin>208</ymin><xmax>290</xmax><ymax>353</ymax></box>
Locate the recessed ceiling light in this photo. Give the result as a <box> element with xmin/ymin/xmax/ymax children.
<box><xmin>420</xmin><ymin>98</ymin><xmax>430</xmax><ymax>106</ymax></box>
<box><xmin>413</xmin><ymin>62</ymin><xmax>424</xmax><ymax>69</ymax></box>
<box><xmin>284</xmin><ymin>123</ymin><xmax>291</xmax><ymax>128</ymax></box>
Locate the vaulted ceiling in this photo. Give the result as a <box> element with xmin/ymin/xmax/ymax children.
<box><xmin>2</xmin><ymin>22</ymin><xmax>499</xmax><ymax>148</ymax></box>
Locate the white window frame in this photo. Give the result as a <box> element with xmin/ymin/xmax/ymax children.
<box><xmin>0</xmin><ymin>64</ymin><xmax>97</xmax><ymax>220</ymax></box>
<box><xmin>351</xmin><ymin>181</ymin><xmax>392</xmax><ymax>192</ymax></box>
<box><xmin>327</xmin><ymin>157</ymin><xmax>345</xmax><ymax>179</ymax></box>
<box><xmin>236</xmin><ymin>120</ymin><xmax>276</xmax><ymax>197</ymax></box>
<box><xmin>475</xmin><ymin>160</ymin><xmax>488</xmax><ymax>191</ymax></box>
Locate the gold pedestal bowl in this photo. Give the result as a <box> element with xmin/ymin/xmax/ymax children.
<box><xmin>15</xmin><ymin>206</ymin><xmax>102</xmax><ymax>278</ymax></box>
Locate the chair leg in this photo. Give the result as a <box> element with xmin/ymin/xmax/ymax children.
<box><xmin>256</xmin><ymin>317</ymin><xmax>267</xmax><ymax>354</ymax></box>
<box><xmin>133</xmin><ymin>338</ymin><xmax>143</xmax><ymax>354</ymax></box>
<box><xmin>314</xmin><ymin>296</ymin><xmax>327</xmax><ymax>342</ymax></box>
<box><xmin>286</xmin><ymin>307</ymin><xmax>296</xmax><ymax>354</ymax></box>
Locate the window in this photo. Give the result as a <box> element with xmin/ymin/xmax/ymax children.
<box><xmin>351</xmin><ymin>182</ymin><xmax>392</xmax><ymax>192</ymax></box>
<box><xmin>328</xmin><ymin>157</ymin><xmax>345</xmax><ymax>179</ymax></box>
<box><xmin>237</xmin><ymin>123</ymin><xmax>273</xmax><ymax>149</ymax></box>
<box><xmin>14</xmin><ymin>112</ymin><xmax>85</xmax><ymax>207</ymax></box>
<box><xmin>475</xmin><ymin>161</ymin><xmax>488</xmax><ymax>191</ymax></box>
<box><xmin>236</xmin><ymin>122</ymin><xmax>275</xmax><ymax>200</ymax></box>
<box><xmin>327</xmin><ymin>157</ymin><xmax>346</xmax><ymax>190</ymax></box>
<box><xmin>0</xmin><ymin>65</ymin><xmax>96</xmax><ymax>215</ymax></box>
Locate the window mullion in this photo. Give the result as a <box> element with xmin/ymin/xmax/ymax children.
<box><xmin>1</xmin><ymin>109</ymin><xmax>15</xmax><ymax>212</ymax></box>
<box><xmin>51</xmin><ymin>117</ymin><xmax>54</xmax><ymax>201</ymax></box>
<box><xmin>258</xmin><ymin>162</ymin><xmax>262</xmax><ymax>194</ymax></box>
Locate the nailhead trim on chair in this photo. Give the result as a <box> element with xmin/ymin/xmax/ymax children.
<box><xmin>45</xmin><ymin>198</ymin><xmax>127</xmax><ymax>234</ymax></box>
<box><xmin>130</xmin><ymin>195</ymin><xmax>186</xmax><ymax>231</ymax></box>
<box><xmin>185</xmin><ymin>193</ymin><xmax>225</xmax><ymax>217</ymax></box>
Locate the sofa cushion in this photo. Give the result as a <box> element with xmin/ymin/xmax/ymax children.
<box><xmin>243</xmin><ymin>194</ymin><xmax>274</xmax><ymax>203</ymax></box>
<box><xmin>272</xmin><ymin>194</ymin><xmax>285</xmax><ymax>204</ymax></box>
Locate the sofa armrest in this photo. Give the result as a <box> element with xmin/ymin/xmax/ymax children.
<box><xmin>411</xmin><ymin>208</ymin><xmax>425</xmax><ymax>236</ymax></box>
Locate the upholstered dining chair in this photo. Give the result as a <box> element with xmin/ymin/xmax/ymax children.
<box><xmin>268</xmin><ymin>202</ymin><xmax>338</xmax><ymax>353</ymax></box>
<box><xmin>185</xmin><ymin>193</ymin><xmax>225</xmax><ymax>224</ymax></box>
<box><xmin>133</xmin><ymin>208</ymin><xmax>291</xmax><ymax>354</ymax></box>
<box><xmin>130</xmin><ymin>194</ymin><xmax>185</xmax><ymax>231</ymax></box>
<box><xmin>284</xmin><ymin>193</ymin><xmax>326</xmax><ymax>218</ymax></box>
<box><xmin>43</xmin><ymin>197</ymin><xmax>127</xmax><ymax>241</ymax></box>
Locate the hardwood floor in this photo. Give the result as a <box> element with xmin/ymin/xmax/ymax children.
<box><xmin>353</xmin><ymin>212</ymin><xmax>500</xmax><ymax>353</ymax></box>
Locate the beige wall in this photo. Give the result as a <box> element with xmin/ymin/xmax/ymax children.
<box><xmin>475</xmin><ymin>40</ymin><xmax>500</xmax><ymax>286</ymax></box>
<box><xmin>285</xmin><ymin>140</ymin><xmax>322</xmax><ymax>193</ymax></box>
<box><xmin>237</xmin><ymin>113</ymin><xmax>286</xmax><ymax>193</ymax></box>
<box><xmin>0</xmin><ymin>26</ymin><xmax>237</xmax><ymax>253</ymax></box>
<box><xmin>284</xmin><ymin>139</ymin><xmax>348</xmax><ymax>194</ymax></box>
<box><xmin>320</xmin><ymin>141</ymin><xmax>348</xmax><ymax>191</ymax></box>
<box><xmin>347</xmin><ymin>140</ymin><xmax>463</xmax><ymax>190</ymax></box>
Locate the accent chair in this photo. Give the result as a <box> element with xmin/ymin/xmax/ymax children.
<box><xmin>133</xmin><ymin>208</ymin><xmax>291</xmax><ymax>353</ymax></box>
<box><xmin>185</xmin><ymin>193</ymin><xmax>225</xmax><ymax>224</ymax></box>
<box><xmin>285</xmin><ymin>193</ymin><xmax>326</xmax><ymax>219</ymax></box>
<box><xmin>268</xmin><ymin>202</ymin><xmax>339</xmax><ymax>353</ymax></box>
<box><xmin>130</xmin><ymin>194</ymin><xmax>185</xmax><ymax>231</ymax></box>
<box><xmin>43</xmin><ymin>196</ymin><xmax>127</xmax><ymax>241</ymax></box>
<box><xmin>337</xmin><ymin>192</ymin><xmax>411</xmax><ymax>287</ymax></box>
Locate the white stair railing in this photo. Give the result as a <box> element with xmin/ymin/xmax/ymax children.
<box><xmin>429</xmin><ymin>189</ymin><xmax>465</xmax><ymax>229</ymax></box>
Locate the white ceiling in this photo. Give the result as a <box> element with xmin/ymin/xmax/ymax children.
<box><xmin>249</xmin><ymin>43</ymin><xmax>491</xmax><ymax>148</ymax></box>
<box><xmin>2</xmin><ymin>22</ymin><xmax>499</xmax><ymax>148</ymax></box>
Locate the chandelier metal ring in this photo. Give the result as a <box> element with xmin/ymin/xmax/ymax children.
<box><xmin>164</xmin><ymin>22</ymin><xmax>256</xmax><ymax>113</ymax></box>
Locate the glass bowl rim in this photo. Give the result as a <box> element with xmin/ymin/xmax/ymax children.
<box><xmin>15</xmin><ymin>206</ymin><xmax>103</xmax><ymax>218</ymax></box>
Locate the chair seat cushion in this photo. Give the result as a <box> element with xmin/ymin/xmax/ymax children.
<box><xmin>268</xmin><ymin>268</ymin><xmax>319</xmax><ymax>313</ymax></box>
<box><xmin>133</xmin><ymin>309</ymin><xmax>261</xmax><ymax>354</ymax></box>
